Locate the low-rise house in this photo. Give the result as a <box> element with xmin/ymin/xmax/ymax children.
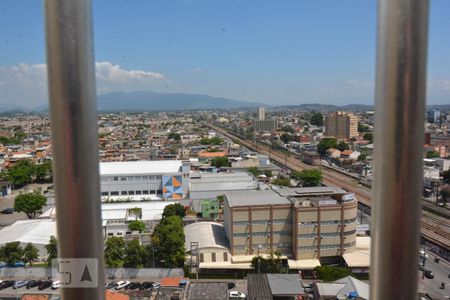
<box><xmin>326</xmin><ymin>148</ymin><xmax>341</xmax><ymax>158</ymax></box>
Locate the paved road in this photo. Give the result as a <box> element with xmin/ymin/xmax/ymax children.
<box><xmin>418</xmin><ymin>250</ymin><xmax>450</xmax><ymax>299</ymax></box>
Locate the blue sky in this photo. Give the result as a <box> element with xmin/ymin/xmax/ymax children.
<box><xmin>0</xmin><ymin>0</ymin><xmax>449</xmax><ymax>108</ymax></box>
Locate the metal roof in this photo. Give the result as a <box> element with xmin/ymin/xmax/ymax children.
<box><xmin>184</xmin><ymin>222</ymin><xmax>230</xmax><ymax>251</ymax></box>
<box><xmin>247</xmin><ymin>274</ymin><xmax>272</xmax><ymax>300</ymax></box>
<box><xmin>267</xmin><ymin>274</ymin><xmax>303</xmax><ymax>296</ymax></box>
<box><xmin>99</xmin><ymin>160</ymin><xmax>183</xmax><ymax>176</ymax></box>
<box><xmin>224</xmin><ymin>190</ymin><xmax>291</xmax><ymax>208</ymax></box>
<box><xmin>0</xmin><ymin>219</ymin><xmax>56</xmax><ymax>246</ymax></box>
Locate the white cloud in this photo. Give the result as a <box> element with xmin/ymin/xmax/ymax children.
<box><xmin>95</xmin><ymin>61</ymin><xmax>165</xmax><ymax>81</ymax></box>
<box><xmin>193</xmin><ymin>67</ymin><xmax>203</xmax><ymax>72</ymax></box>
<box><xmin>0</xmin><ymin>62</ymin><xmax>167</xmax><ymax>108</ymax></box>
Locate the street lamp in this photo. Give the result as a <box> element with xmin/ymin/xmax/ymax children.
<box><xmin>257</xmin><ymin>244</ymin><xmax>263</xmax><ymax>274</ymax></box>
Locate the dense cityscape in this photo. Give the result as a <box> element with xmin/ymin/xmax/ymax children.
<box><xmin>0</xmin><ymin>106</ymin><xmax>448</xmax><ymax>299</ymax></box>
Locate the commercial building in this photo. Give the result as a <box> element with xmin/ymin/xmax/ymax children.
<box><xmin>222</xmin><ymin>187</ymin><xmax>358</xmax><ymax>261</ymax></box>
<box><xmin>258</xmin><ymin>107</ymin><xmax>266</xmax><ymax>120</ymax></box>
<box><xmin>324</xmin><ymin>112</ymin><xmax>358</xmax><ymax>140</ymax></box>
<box><xmin>99</xmin><ymin>160</ymin><xmax>190</xmax><ymax>200</ymax></box>
<box><xmin>254</xmin><ymin>119</ymin><xmax>278</xmax><ymax>132</ymax></box>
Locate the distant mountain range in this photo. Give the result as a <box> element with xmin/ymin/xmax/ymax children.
<box><xmin>97</xmin><ymin>91</ymin><xmax>262</xmax><ymax>111</ymax></box>
<box><xmin>0</xmin><ymin>91</ymin><xmax>448</xmax><ymax>113</ymax></box>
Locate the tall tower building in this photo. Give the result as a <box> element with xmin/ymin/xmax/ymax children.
<box><xmin>325</xmin><ymin>112</ymin><xmax>358</xmax><ymax>140</ymax></box>
<box><xmin>258</xmin><ymin>107</ymin><xmax>266</xmax><ymax>120</ymax></box>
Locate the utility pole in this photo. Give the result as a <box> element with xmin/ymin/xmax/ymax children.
<box><xmin>422</xmin><ymin>245</ymin><xmax>426</xmax><ymax>279</ymax></box>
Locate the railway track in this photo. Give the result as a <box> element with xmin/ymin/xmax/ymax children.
<box><xmin>211</xmin><ymin>124</ymin><xmax>450</xmax><ymax>252</ymax></box>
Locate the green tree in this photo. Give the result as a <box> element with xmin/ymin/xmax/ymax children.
<box><xmin>104</xmin><ymin>236</ymin><xmax>126</xmax><ymax>267</ymax></box>
<box><xmin>45</xmin><ymin>236</ymin><xmax>57</xmax><ymax>266</ymax></box>
<box><xmin>162</xmin><ymin>203</ymin><xmax>186</xmax><ymax>219</ymax></box>
<box><xmin>280</xmin><ymin>126</ymin><xmax>294</xmax><ymax>133</ymax></box>
<box><xmin>123</xmin><ymin>239</ymin><xmax>145</xmax><ymax>268</ymax></box>
<box><xmin>251</xmin><ymin>251</ymin><xmax>286</xmax><ymax>273</ymax></box>
<box><xmin>291</xmin><ymin>169</ymin><xmax>322</xmax><ymax>187</ymax></box>
<box><xmin>127</xmin><ymin>207</ymin><xmax>143</xmax><ymax>220</ymax></box>
<box><xmin>263</xmin><ymin>170</ymin><xmax>273</xmax><ymax>178</ymax></box>
<box><xmin>0</xmin><ymin>242</ymin><xmax>23</xmax><ymax>265</ymax></box>
<box><xmin>314</xmin><ymin>265</ymin><xmax>352</xmax><ymax>282</ymax></box>
<box><xmin>272</xmin><ymin>178</ymin><xmax>291</xmax><ymax>187</ymax></box>
<box><xmin>7</xmin><ymin>160</ymin><xmax>34</xmax><ymax>187</ymax></box>
<box><xmin>337</xmin><ymin>141</ymin><xmax>349</xmax><ymax>152</ymax></box>
<box><xmin>363</xmin><ymin>132</ymin><xmax>373</xmax><ymax>143</ymax></box>
<box><xmin>426</xmin><ymin>151</ymin><xmax>439</xmax><ymax>158</ymax></box>
<box><xmin>128</xmin><ymin>220</ymin><xmax>146</xmax><ymax>232</ymax></box>
<box><xmin>151</xmin><ymin>216</ymin><xmax>185</xmax><ymax>267</ymax></box>
<box><xmin>443</xmin><ymin>168</ymin><xmax>450</xmax><ymax>184</ymax></box>
<box><xmin>200</xmin><ymin>137</ymin><xmax>211</xmax><ymax>145</ymax></box>
<box><xmin>168</xmin><ymin>132</ymin><xmax>181</xmax><ymax>140</ymax></box>
<box><xmin>22</xmin><ymin>242</ymin><xmax>39</xmax><ymax>266</ymax></box>
<box><xmin>358</xmin><ymin>122</ymin><xmax>369</xmax><ymax>133</ymax></box>
<box><xmin>310</xmin><ymin>112</ymin><xmax>324</xmax><ymax>126</ymax></box>
<box><xmin>211</xmin><ymin>156</ymin><xmax>230</xmax><ymax>168</ymax></box>
<box><xmin>440</xmin><ymin>185</ymin><xmax>450</xmax><ymax>204</ymax></box>
<box><xmin>33</xmin><ymin>161</ymin><xmax>52</xmax><ymax>182</ymax></box>
<box><xmin>247</xmin><ymin>167</ymin><xmax>261</xmax><ymax>177</ymax></box>
<box><xmin>317</xmin><ymin>138</ymin><xmax>338</xmax><ymax>156</ymax></box>
<box><xmin>210</xmin><ymin>136</ymin><xmax>224</xmax><ymax>145</ymax></box>
<box><xmin>280</xmin><ymin>133</ymin><xmax>292</xmax><ymax>144</ymax></box>
<box><xmin>14</xmin><ymin>193</ymin><xmax>47</xmax><ymax>219</ymax></box>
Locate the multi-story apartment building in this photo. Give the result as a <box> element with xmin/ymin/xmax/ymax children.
<box><xmin>99</xmin><ymin>160</ymin><xmax>190</xmax><ymax>200</ymax></box>
<box><xmin>254</xmin><ymin>119</ymin><xmax>278</xmax><ymax>132</ymax></box>
<box><xmin>324</xmin><ymin>112</ymin><xmax>358</xmax><ymax>140</ymax></box>
<box><xmin>222</xmin><ymin>187</ymin><xmax>357</xmax><ymax>260</ymax></box>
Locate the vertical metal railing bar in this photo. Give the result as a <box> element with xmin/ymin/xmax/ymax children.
<box><xmin>371</xmin><ymin>0</ymin><xmax>429</xmax><ymax>299</ymax></box>
<box><xmin>44</xmin><ymin>0</ymin><xmax>105</xmax><ymax>299</ymax></box>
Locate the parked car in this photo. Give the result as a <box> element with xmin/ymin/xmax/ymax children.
<box><xmin>0</xmin><ymin>208</ymin><xmax>14</xmax><ymax>214</ymax></box>
<box><xmin>105</xmin><ymin>282</ymin><xmax>117</xmax><ymax>289</ymax></box>
<box><xmin>115</xmin><ymin>280</ymin><xmax>130</xmax><ymax>290</ymax></box>
<box><xmin>38</xmin><ymin>281</ymin><xmax>52</xmax><ymax>290</ymax></box>
<box><xmin>13</xmin><ymin>281</ymin><xmax>28</xmax><ymax>289</ymax></box>
<box><xmin>227</xmin><ymin>282</ymin><xmax>236</xmax><ymax>290</ymax></box>
<box><xmin>51</xmin><ymin>281</ymin><xmax>61</xmax><ymax>290</ymax></box>
<box><xmin>0</xmin><ymin>280</ymin><xmax>15</xmax><ymax>290</ymax></box>
<box><xmin>151</xmin><ymin>282</ymin><xmax>160</xmax><ymax>289</ymax></box>
<box><xmin>424</xmin><ymin>270</ymin><xmax>434</xmax><ymax>279</ymax></box>
<box><xmin>26</xmin><ymin>280</ymin><xmax>41</xmax><ymax>289</ymax></box>
<box><xmin>140</xmin><ymin>282</ymin><xmax>153</xmax><ymax>290</ymax></box>
<box><xmin>229</xmin><ymin>291</ymin><xmax>246</xmax><ymax>299</ymax></box>
<box><xmin>127</xmin><ymin>282</ymin><xmax>141</xmax><ymax>290</ymax></box>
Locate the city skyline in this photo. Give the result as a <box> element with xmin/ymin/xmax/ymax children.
<box><xmin>0</xmin><ymin>0</ymin><xmax>450</xmax><ymax>108</ymax></box>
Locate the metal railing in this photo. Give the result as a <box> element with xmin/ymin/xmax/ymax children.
<box><xmin>371</xmin><ymin>0</ymin><xmax>429</xmax><ymax>299</ymax></box>
<box><xmin>43</xmin><ymin>0</ymin><xmax>429</xmax><ymax>299</ymax></box>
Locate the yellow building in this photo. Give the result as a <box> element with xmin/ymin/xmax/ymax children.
<box><xmin>325</xmin><ymin>112</ymin><xmax>358</xmax><ymax>140</ymax></box>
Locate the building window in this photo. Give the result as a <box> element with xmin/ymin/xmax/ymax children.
<box><xmin>136</xmin><ymin>190</ymin><xmax>142</xmax><ymax>195</ymax></box>
<box><xmin>111</xmin><ymin>191</ymin><xmax>119</xmax><ymax>196</ymax></box>
<box><xmin>128</xmin><ymin>176</ymin><xmax>134</xmax><ymax>181</ymax></box>
<box><xmin>101</xmin><ymin>192</ymin><xmax>108</xmax><ymax>196</ymax></box>
<box><xmin>120</xmin><ymin>177</ymin><xmax>127</xmax><ymax>181</ymax></box>
<box><xmin>121</xmin><ymin>191</ymin><xmax>127</xmax><ymax>195</ymax></box>
<box><xmin>199</xmin><ymin>253</ymin><xmax>204</xmax><ymax>263</ymax></box>
<box><xmin>157</xmin><ymin>190</ymin><xmax>162</xmax><ymax>195</ymax></box>
<box><xmin>223</xmin><ymin>252</ymin><xmax>228</xmax><ymax>261</ymax></box>
<box><xmin>143</xmin><ymin>190</ymin><xmax>149</xmax><ymax>195</ymax></box>
<box><xmin>128</xmin><ymin>191</ymin><xmax>135</xmax><ymax>195</ymax></box>
<box><xmin>113</xmin><ymin>177</ymin><xmax>118</xmax><ymax>181</ymax></box>
<box><xmin>150</xmin><ymin>190</ymin><xmax>156</xmax><ymax>194</ymax></box>
<box><xmin>211</xmin><ymin>252</ymin><xmax>216</xmax><ymax>262</ymax></box>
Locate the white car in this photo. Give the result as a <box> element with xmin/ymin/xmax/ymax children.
<box><xmin>152</xmin><ymin>282</ymin><xmax>160</xmax><ymax>289</ymax></box>
<box><xmin>115</xmin><ymin>280</ymin><xmax>130</xmax><ymax>290</ymax></box>
<box><xmin>51</xmin><ymin>281</ymin><xmax>61</xmax><ymax>290</ymax></box>
<box><xmin>229</xmin><ymin>291</ymin><xmax>246</xmax><ymax>299</ymax></box>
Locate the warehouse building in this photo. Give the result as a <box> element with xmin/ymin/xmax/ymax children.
<box><xmin>99</xmin><ymin>160</ymin><xmax>190</xmax><ymax>201</ymax></box>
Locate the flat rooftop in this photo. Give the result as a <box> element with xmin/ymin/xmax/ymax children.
<box><xmin>187</xmin><ymin>282</ymin><xmax>228</xmax><ymax>300</ymax></box>
<box><xmin>225</xmin><ymin>190</ymin><xmax>291</xmax><ymax>208</ymax></box>
<box><xmin>99</xmin><ymin>160</ymin><xmax>183</xmax><ymax>176</ymax></box>
<box><xmin>275</xmin><ymin>186</ymin><xmax>347</xmax><ymax>197</ymax></box>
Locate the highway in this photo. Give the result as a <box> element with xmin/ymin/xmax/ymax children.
<box><xmin>210</xmin><ymin>124</ymin><xmax>450</xmax><ymax>255</ymax></box>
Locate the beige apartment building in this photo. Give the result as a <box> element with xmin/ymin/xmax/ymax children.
<box><xmin>222</xmin><ymin>187</ymin><xmax>358</xmax><ymax>260</ymax></box>
<box><xmin>324</xmin><ymin>112</ymin><xmax>358</xmax><ymax>140</ymax></box>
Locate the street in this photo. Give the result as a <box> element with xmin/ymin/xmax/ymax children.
<box><xmin>418</xmin><ymin>250</ymin><xmax>450</xmax><ymax>299</ymax></box>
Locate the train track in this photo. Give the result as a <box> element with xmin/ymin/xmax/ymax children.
<box><xmin>211</xmin><ymin>125</ymin><xmax>450</xmax><ymax>252</ymax></box>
